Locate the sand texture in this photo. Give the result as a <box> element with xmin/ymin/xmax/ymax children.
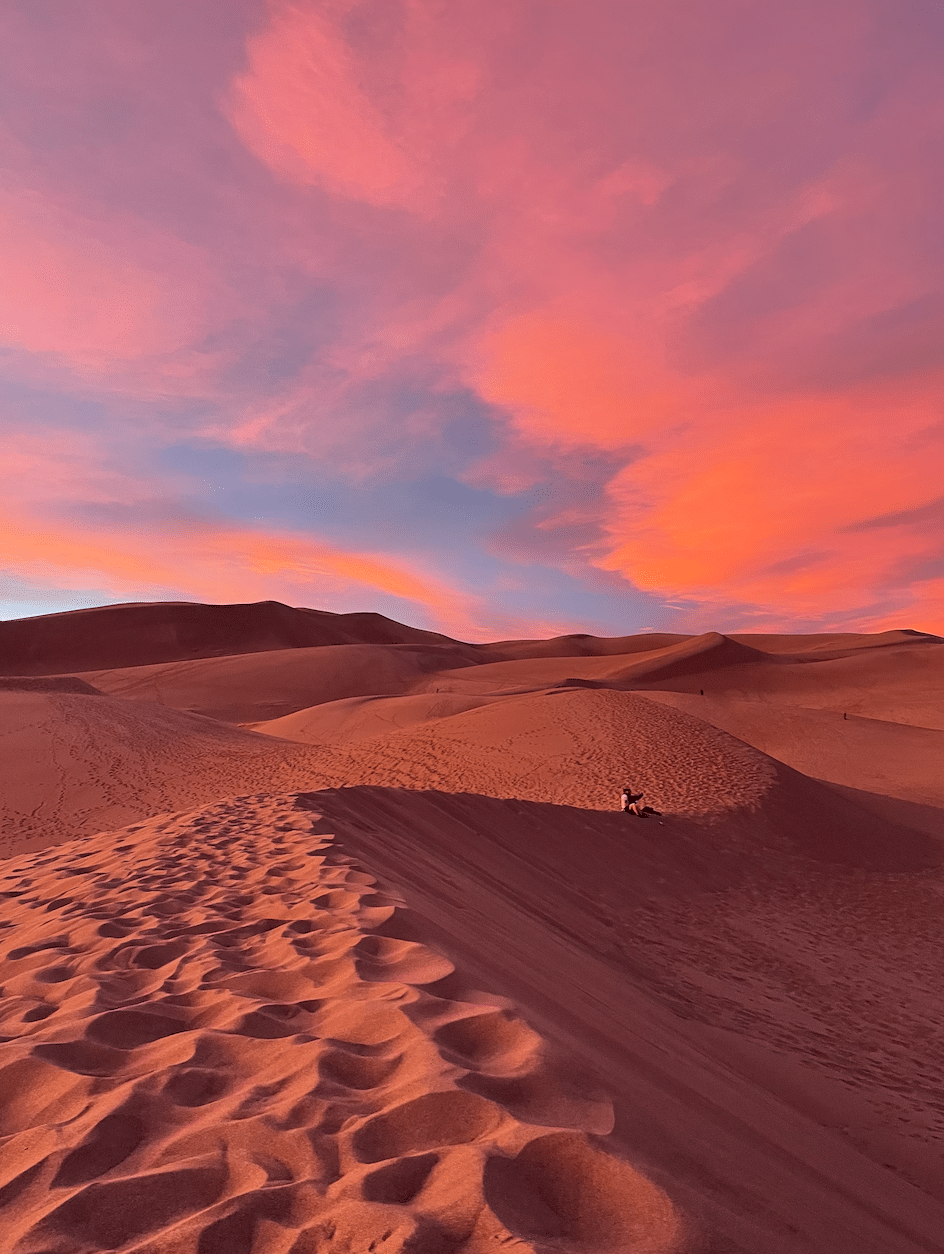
<box><xmin>0</xmin><ymin>795</ymin><xmax>681</xmax><ymax>1254</ymax></box>
<box><xmin>1</xmin><ymin>599</ymin><xmax>943</xmax><ymax>1253</ymax></box>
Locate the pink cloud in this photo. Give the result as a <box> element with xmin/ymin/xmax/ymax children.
<box><xmin>1</xmin><ymin>0</ymin><xmax>941</xmax><ymax>635</ymax></box>
<box><xmin>228</xmin><ymin>2</ymin><xmax>420</xmax><ymax>207</ymax></box>
<box><xmin>0</xmin><ymin>183</ymin><xmax>221</xmax><ymax>384</ymax></box>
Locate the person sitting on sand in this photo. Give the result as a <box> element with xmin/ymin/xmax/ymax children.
<box><xmin>620</xmin><ymin>787</ymin><xmax>644</xmax><ymax>814</ymax></box>
<box><xmin>621</xmin><ymin>788</ymin><xmax>664</xmax><ymax>823</ymax></box>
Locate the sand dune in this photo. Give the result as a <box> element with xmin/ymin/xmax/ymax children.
<box><xmin>310</xmin><ymin>785</ymin><xmax>944</xmax><ymax>1253</ymax></box>
<box><xmin>0</xmin><ymin>795</ymin><xmax>682</xmax><ymax>1254</ymax></box>
<box><xmin>0</xmin><ymin>689</ymin><xmax>323</xmax><ymax>854</ymax></box>
<box><xmin>476</xmin><ymin>631</ymin><xmax>692</xmax><ymax>659</ymax></box>
<box><xmin>1</xmin><ymin>600</ymin><xmax>943</xmax><ymax>1253</ymax></box>
<box><xmin>417</xmin><ymin>632</ymin><xmax>944</xmax><ymax>729</ymax></box>
<box><xmin>0</xmin><ymin>676</ymin><xmax>105</xmax><ymax>696</ymax></box>
<box><xmin>634</xmin><ymin>642</ymin><xmax>942</xmax><ymax>732</ymax></box>
<box><xmin>476</xmin><ymin>627</ymin><xmax>936</xmax><ymax>662</ymax></box>
<box><xmin>256</xmin><ymin>687</ymin><xmax>938</xmax><ymax>873</ymax></box>
<box><xmin>251</xmin><ymin>692</ymin><xmax>509</xmax><ymax>743</ymax></box>
<box><xmin>642</xmin><ymin>692</ymin><xmax>944</xmax><ymax>807</ymax></box>
<box><xmin>261</xmin><ymin>687</ymin><xmax>782</xmax><ymax>818</ymax></box>
<box><xmin>632</xmin><ymin>639</ymin><xmax>944</xmax><ymax>729</ymax></box>
<box><xmin>0</xmin><ymin>599</ymin><xmax>468</xmax><ymax>675</ymax></box>
<box><xmin>724</xmin><ymin>628</ymin><xmax>939</xmax><ymax>656</ymax></box>
<box><xmin>74</xmin><ymin>642</ymin><xmax>483</xmax><ymax>724</ymax></box>
<box><xmin>2</xmin><ymin>683</ymin><xmax>786</xmax><ymax>857</ymax></box>
<box><xmin>6</xmin><ymin>680</ymin><xmax>934</xmax><ymax>874</ymax></box>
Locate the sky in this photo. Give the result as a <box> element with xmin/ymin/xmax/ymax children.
<box><xmin>1</xmin><ymin>0</ymin><xmax>942</xmax><ymax>641</ymax></box>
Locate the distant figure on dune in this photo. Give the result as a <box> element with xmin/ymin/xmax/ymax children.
<box><xmin>620</xmin><ymin>787</ymin><xmax>643</xmax><ymax>813</ymax></box>
<box><xmin>621</xmin><ymin>787</ymin><xmax>664</xmax><ymax>823</ymax></box>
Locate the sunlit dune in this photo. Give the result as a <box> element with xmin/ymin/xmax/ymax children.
<box><xmin>1</xmin><ymin>600</ymin><xmax>942</xmax><ymax>1254</ymax></box>
<box><xmin>642</xmin><ymin>692</ymin><xmax>944</xmax><ymax>807</ymax></box>
<box><xmin>251</xmin><ymin>692</ymin><xmax>508</xmax><ymax>744</ymax></box>
<box><xmin>417</xmin><ymin>628</ymin><xmax>944</xmax><ymax>730</ymax></box>
<box><xmin>0</xmin><ymin>685</ymin><xmax>315</xmax><ymax>854</ymax></box>
<box><xmin>74</xmin><ymin>642</ymin><xmax>484</xmax><ymax>724</ymax></box>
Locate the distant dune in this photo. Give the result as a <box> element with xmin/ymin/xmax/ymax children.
<box><xmin>0</xmin><ymin>599</ymin><xmax>942</xmax><ymax>1254</ymax></box>
<box><xmin>74</xmin><ymin>641</ymin><xmax>485</xmax><ymax>723</ymax></box>
<box><xmin>0</xmin><ymin>599</ymin><xmax>468</xmax><ymax>674</ymax></box>
<box><xmin>0</xmin><ymin>689</ymin><xmax>318</xmax><ymax>853</ymax></box>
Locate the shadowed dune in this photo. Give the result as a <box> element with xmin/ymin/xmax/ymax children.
<box><xmin>255</xmin><ymin>688</ymin><xmax>939</xmax><ymax>870</ymax></box>
<box><xmin>475</xmin><ymin>631</ymin><xmax>692</xmax><ymax>659</ymax></box>
<box><xmin>309</xmin><ymin>785</ymin><xmax>944</xmax><ymax>1253</ymax></box>
<box><xmin>0</xmin><ymin>599</ymin><xmax>471</xmax><ymax>675</ymax></box>
<box><xmin>0</xmin><ymin>676</ymin><xmax>105</xmax><ymax>696</ymax></box>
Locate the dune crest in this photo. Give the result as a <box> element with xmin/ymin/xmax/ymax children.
<box><xmin>0</xmin><ymin>794</ymin><xmax>682</xmax><ymax>1254</ymax></box>
<box><xmin>0</xmin><ymin>599</ymin><xmax>470</xmax><ymax>675</ymax></box>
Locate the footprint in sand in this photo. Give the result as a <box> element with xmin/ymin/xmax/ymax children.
<box><xmin>0</xmin><ymin>795</ymin><xmax>681</xmax><ymax>1254</ymax></box>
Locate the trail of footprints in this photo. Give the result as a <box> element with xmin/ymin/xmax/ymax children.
<box><xmin>0</xmin><ymin>794</ymin><xmax>678</xmax><ymax>1254</ymax></box>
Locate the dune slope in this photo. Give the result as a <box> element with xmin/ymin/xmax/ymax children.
<box><xmin>74</xmin><ymin>642</ymin><xmax>483</xmax><ymax>724</ymax></box>
<box><xmin>632</xmin><ymin>639</ymin><xmax>944</xmax><ymax>729</ymax></box>
<box><xmin>414</xmin><ymin>633</ymin><xmax>944</xmax><ymax>731</ymax></box>
<box><xmin>251</xmin><ymin>692</ymin><xmax>509</xmax><ymax>743</ymax></box>
<box><xmin>262</xmin><ymin>688</ymin><xmax>937</xmax><ymax>870</ymax></box>
<box><xmin>0</xmin><ymin>690</ymin><xmax>324</xmax><ymax>855</ymax></box>
<box><xmin>0</xmin><ymin>794</ymin><xmax>682</xmax><ymax>1254</ymax></box>
<box><xmin>642</xmin><ymin>691</ymin><xmax>944</xmax><ymax>808</ymax></box>
<box><xmin>312</xmin><ymin>785</ymin><xmax>944</xmax><ymax>1253</ymax></box>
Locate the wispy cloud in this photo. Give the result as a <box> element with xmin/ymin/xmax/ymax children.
<box><xmin>0</xmin><ymin>0</ymin><xmax>941</xmax><ymax>633</ymax></box>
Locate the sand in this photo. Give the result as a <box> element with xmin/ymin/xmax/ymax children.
<box><xmin>0</xmin><ymin>795</ymin><xmax>681</xmax><ymax>1254</ymax></box>
<box><xmin>1</xmin><ymin>599</ymin><xmax>942</xmax><ymax>1253</ymax></box>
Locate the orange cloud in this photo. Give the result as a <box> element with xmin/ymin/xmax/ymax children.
<box><xmin>0</xmin><ymin>505</ymin><xmax>480</xmax><ymax>638</ymax></box>
<box><xmin>599</xmin><ymin>383</ymin><xmax>944</xmax><ymax>624</ymax></box>
<box><xmin>470</xmin><ymin>314</ymin><xmax>698</xmax><ymax>450</ymax></box>
<box><xmin>3</xmin><ymin>0</ymin><xmax>940</xmax><ymax>638</ymax></box>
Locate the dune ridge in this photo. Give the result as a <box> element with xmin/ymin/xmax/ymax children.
<box><xmin>0</xmin><ymin>600</ymin><xmax>470</xmax><ymax>676</ymax></box>
<box><xmin>0</xmin><ymin>794</ymin><xmax>683</xmax><ymax>1254</ymax></box>
<box><xmin>309</xmin><ymin>786</ymin><xmax>944</xmax><ymax>1252</ymax></box>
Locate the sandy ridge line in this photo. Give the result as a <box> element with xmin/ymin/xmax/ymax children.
<box><xmin>0</xmin><ymin>793</ymin><xmax>683</xmax><ymax>1254</ymax></box>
